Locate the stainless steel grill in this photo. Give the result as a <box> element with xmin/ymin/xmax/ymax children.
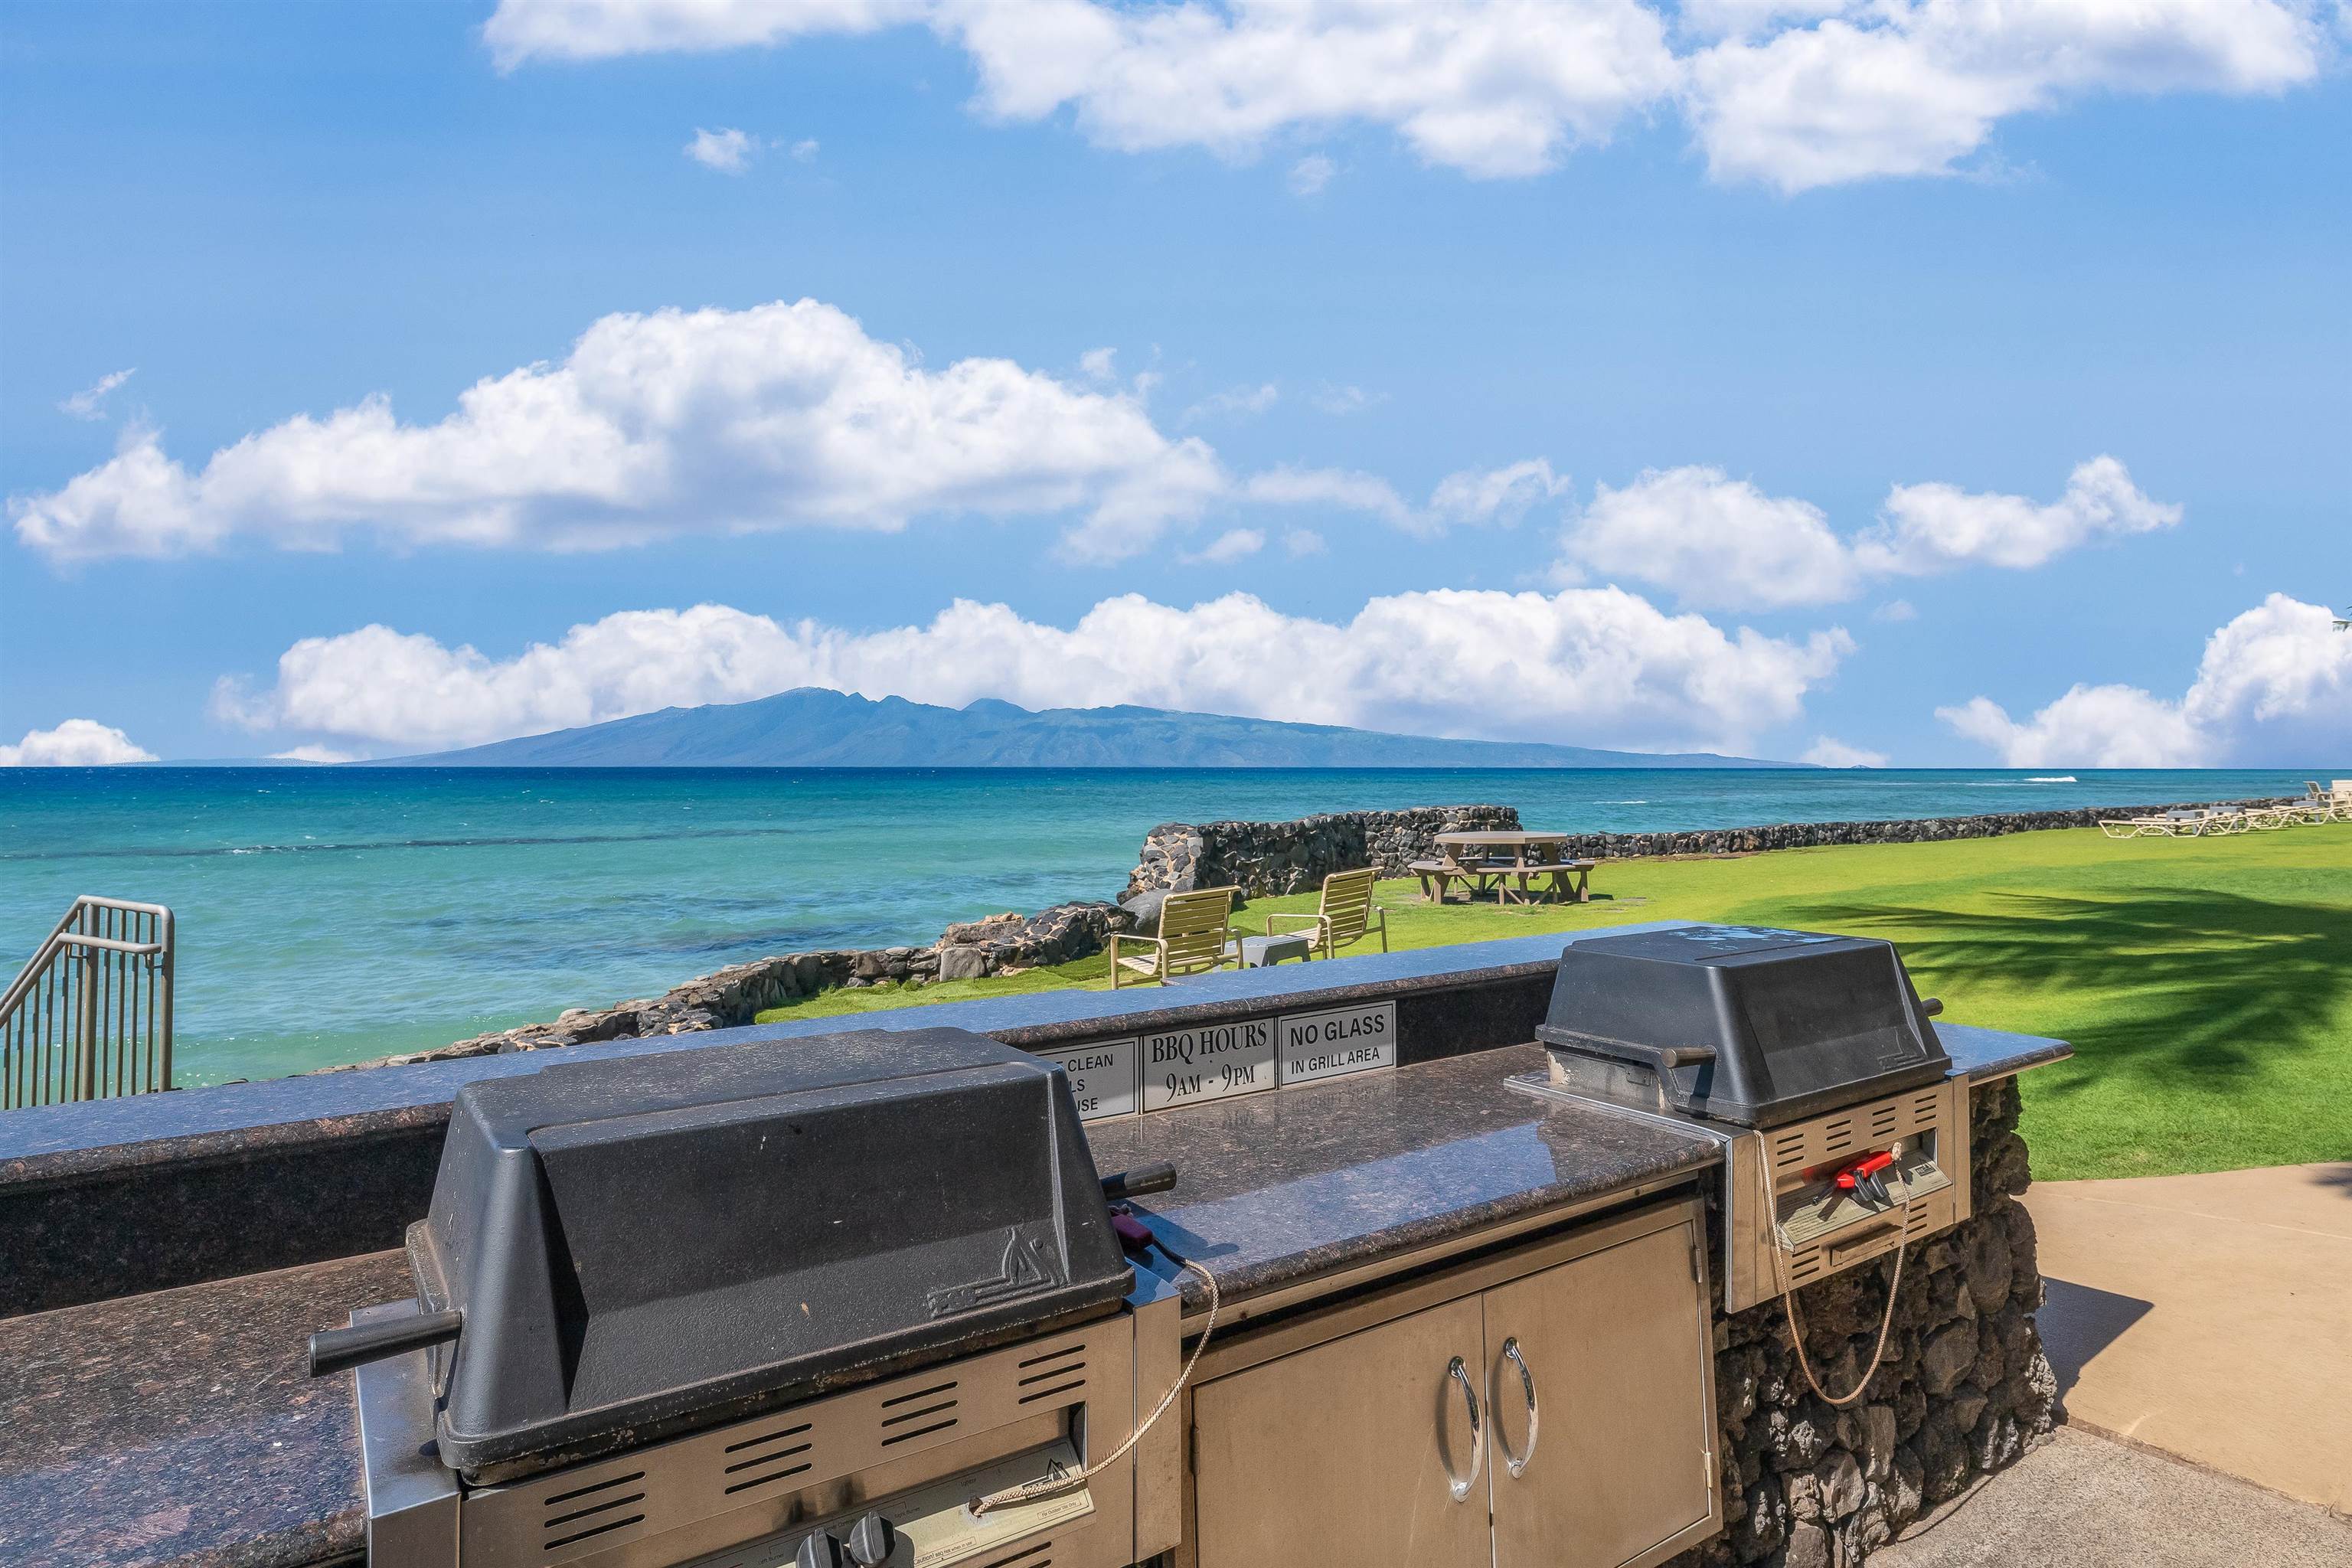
<box><xmin>1515</xmin><ymin>925</ymin><xmax>1970</xmax><ymax>1312</ymax></box>
<box><xmin>315</xmin><ymin>1026</ymin><xmax>1184</xmax><ymax>1568</ymax></box>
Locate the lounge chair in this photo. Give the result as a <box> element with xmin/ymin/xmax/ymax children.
<box><xmin>1109</xmin><ymin>887</ymin><xmax>1237</xmax><ymax>988</ymax></box>
<box><xmin>1264</xmin><ymin>867</ymin><xmax>1390</xmax><ymax>960</ymax></box>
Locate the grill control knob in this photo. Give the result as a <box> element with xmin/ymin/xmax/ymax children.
<box><xmin>847</xmin><ymin>1511</ymin><xmax>900</xmax><ymax>1565</ymax></box>
<box><xmin>795</xmin><ymin>1530</ymin><xmax>850</xmax><ymax>1568</ymax></box>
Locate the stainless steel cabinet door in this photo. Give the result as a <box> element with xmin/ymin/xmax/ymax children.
<box><xmin>1190</xmin><ymin>1295</ymin><xmax>1491</xmax><ymax>1568</ymax></box>
<box><xmin>1482</xmin><ymin>1223</ymin><xmax>1716</xmax><ymax>1568</ymax></box>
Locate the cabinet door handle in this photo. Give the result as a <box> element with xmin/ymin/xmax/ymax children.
<box><xmin>1494</xmin><ymin>1336</ymin><xmax>1540</xmax><ymax>1478</ymax></box>
<box><xmin>1443</xmin><ymin>1355</ymin><xmax>1485</xmax><ymax>1501</ymax></box>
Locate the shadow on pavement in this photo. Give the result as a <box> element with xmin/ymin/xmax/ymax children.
<box><xmin>2034</xmin><ymin>1276</ymin><xmax>2155</xmax><ymax>1400</ymax></box>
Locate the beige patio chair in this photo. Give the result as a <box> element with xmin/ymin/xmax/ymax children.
<box><xmin>1109</xmin><ymin>887</ymin><xmax>1238</xmax><ymax>988</ymax></box>
<box><xmin>1265</xmin><ymin>867</ymin><xmax>1390</xmax><ymax>959</ymax></box>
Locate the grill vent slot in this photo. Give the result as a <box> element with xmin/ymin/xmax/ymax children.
<box><xmin>877</xmin><ymin>1378</ymin><xmax>962</xmax><ymax>1447</ymax></box>
<box><xmin>881</xmin><ymin>1379</ymin><xmax>958</xmax><ymax>1409</ymax></box>
<box><xmin>718</xmin><ymin>1419</ymin><xmax>818</xmax><ymax>1494</ymax></box>
<box><xmin>980</xmin><ymin>1542</ymin><xmax>1054</xmax><ymax>1568</ymax></box>
<box><xmin>540</xmin><ymin>1470</ymin><xmax>646</xmax><ymax>1553</ymax></box>
<box><xmin>1014</xmin><ymin>1344</ymin><xmax>1089</xmax><ymax>1406</ymax></box>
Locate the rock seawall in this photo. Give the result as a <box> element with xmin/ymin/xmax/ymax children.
<box><xmin>345</xmin><ymin>899</ymin><xmax>1135</xmax><ymax>1069</ymax></box>
<box><xmin>348</xmin><ymin>794</ymin><xmax>2280</xmax><ymax>1073</ymax></box>
<box><xmin>1125</xmin><ymin>804</ymin><xmax>1521</xmax><ymax>898</ymax></box>
<box><xmin>1673</xmin><ymin>1077</ymin><xmax>2059</xmax><ymax>1567</ymax></box>
<box><xmin>1547</xmin><ymin>797</ymin><xmax>2292</xmax><ymax>861</ymax></box>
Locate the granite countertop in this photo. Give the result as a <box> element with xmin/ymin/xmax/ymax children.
<box><xmin>0</xmin><ymin>1021</ymin><xmax>2066</xmax><ymax>1568</ymax></box>
<box><xmin>0</xmin><ymin>931</ymin><xmax>1592</xmax><ymax>1182</ymax></box>
<box><xmin>1087</xmin><ymin>1042</ymin><xmax>1722</xmax><ymax>1315</ymax></box>
<box><xmin>0</xmin><ymin>1040</ymin><xmax>1713</xmax><ymax>1568</ymax></box>
<box><xmin>0</xmin><ymin>1249</ymin><xmax>408</xmax><ymax>1568</ymax></box>
<box><xmin>1939</xmin><ymin>1021</ymin><xmax>2073</xmax><ymax>1082</ymax></box>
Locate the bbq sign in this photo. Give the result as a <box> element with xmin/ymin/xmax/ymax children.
<box><xmin>1140</xmin><ymin>1019</ymin><xmax>1276</xmax><ymax>1112</ymax></box>
<box><xmin>1276</xmin><ymin>1001</ymin><xmax>1396</xmax><ymax>1086</ymax></box>
<box><xmin>1033</xmin><ymin>1038</ymin><xmax>1140</xmax><ymax>1121</ymax></box>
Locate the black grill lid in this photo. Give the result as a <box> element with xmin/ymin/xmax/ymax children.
<box><xmin>410</xmin><ymin>1025</ymin><xmax>1132</xmax><ymax>1480</ymax></box>
<box><xmin>1537</xmin><ymin>925</ymin><xmax>1949</xmax><ymax>1127</ymax></box>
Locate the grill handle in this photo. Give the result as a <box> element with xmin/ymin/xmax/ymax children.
<box><xmin>308</xmin><ymin>1307</ymin><xmax>462</xmax><ymax>1378</ymax></box>
<box><xmin>1537</xmin><ymin>1026</ymin><xmax>1716</xmax><ymax>1073</ymax></box>
<box><xmin>1919</xmin><ymin>998</ymin><xmax>1944</xmax><ymax>1017</ymax></box>
<box><xmin>1101</xmin><ymin>1161</ymin><xmax>1178</xmax><ymax>1202</ymax></box>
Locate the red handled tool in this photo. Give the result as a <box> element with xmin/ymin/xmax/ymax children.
<box><xmin>1832</xmin><ymin>1150</ymin><xmax>1899</xmax><ymax>1205</ymax></box>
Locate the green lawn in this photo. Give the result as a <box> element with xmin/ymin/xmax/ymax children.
<box><xmin>758</xmin><ymin>824</ymin><xmax>2352</xmax><ymax>1182</ymax></box>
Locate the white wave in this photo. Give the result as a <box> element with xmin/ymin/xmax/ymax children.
<box><xmin>2026</xmin><ymin>776</ymin><xmax>2078</xmax><ymax>783</ymax></box>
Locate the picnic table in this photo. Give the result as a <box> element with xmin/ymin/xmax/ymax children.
<box><xmin>1412</xmin><ymin>830</ymin><xmax>1595</xmax><ymax>905</ymax></box>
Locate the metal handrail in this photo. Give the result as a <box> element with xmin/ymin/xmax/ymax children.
<box><xmin>1</xmin><ymin>896</ymin><xmax>175</xmax><ymax>1109</ymax></box>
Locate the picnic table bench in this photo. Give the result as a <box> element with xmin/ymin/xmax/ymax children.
<box><xmin>1411</xmin><ymin>830</ymin><xmax>1596</xmax><ymax>904</ymax></box>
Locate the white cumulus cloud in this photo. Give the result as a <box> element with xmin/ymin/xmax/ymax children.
<box><xmin>1564</xmin><ymin>466</ymin><xmax>1860</xmax><ymax>610</ymax></box>
<box><xmin>1685</xmin><ymin>0</ymin><xmax>2324</xmax><ymax>192</ymax></box>
<box><xmin>484</xmin><ymin>0</ymin><xmax>2327</xmax><ymax>191</ymax></box>
<box><xmin>1801</xmin><ymin>735</ymin><xmax>1889</xmax><ymax>767</ymax></box>
<box><xmin>0</xmin><ymin>719</ymin><xmax>157</xmax><ymax>767</ymax></box>
<box><xmin>1855</xmin><ymin>456</ymin><xmax>2183</xmax><ymax>576</ymax></box>
<box><xmin>60</xmin><ymin>368</ymin><xmax>136</xmax><ymax>421</ymax></box>
<box><xmin>1560</xmin><ymin>458</ymin><xmax>2179</xmax><ymax>610</ymax></box>
<box><xmin>1937</xmin><ymin>594</ymin><xmax>2352</xmax><ymax>766</ymax></box>
<box><xmin>8</xmin><ymin>299</ymin><xmax>1230</xmax><ymax>565</ymax></box>
<box><xmin>1429</xmin><ymin>458</ymin><xmax>1570</xmax><ymax>529</ymax></box>
<box><xmin>1183</xmin><ymin>527</ymin><xmax>1265</xmax><ymax>564</ymax></box>
<box><xmin>685</xmin><ymin>126</ymin><xmax>759</xmax><ymax>171</ymax></box>
<box><xmin>217</xmin><ymin>590</ymin><xmax>1851</xmax><ymax>756</ymax></box>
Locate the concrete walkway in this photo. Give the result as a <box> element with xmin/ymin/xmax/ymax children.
<box><xmin>1873</xmin><ymin>1426</ymin><xmax>2352</xmax><ymax>1567</ymax></box>
<box><xmin>2024</xmin><ymin>1160</ymin><xmax>2352</xmax><ymax>1511</ymax></box>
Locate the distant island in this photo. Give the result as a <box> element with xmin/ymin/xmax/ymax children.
<box><xmin>380</xmin><ymin>688</ymin><xmax>1804</xmax><ymax>769</ymax></box>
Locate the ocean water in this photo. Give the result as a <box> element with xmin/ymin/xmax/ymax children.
<box><xmin>0</xmin><ymin>766</ymin><xmax>2319</xmax><ymax>1085</ymax></box>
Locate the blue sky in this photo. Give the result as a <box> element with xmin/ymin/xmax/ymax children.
<box><xmin>2</xmin><ymin>0</ymin><xmax>2346</xmax><ymax>767</ymax></box>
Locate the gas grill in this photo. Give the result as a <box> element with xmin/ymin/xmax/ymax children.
<box><xmin>1515</xmin><ymin>925</ymin><xmax>1971</xmax><ymax>1313</ymax></box>
<box><xmin>312</xmin><ymin>1026</ymin><xmax>1184</xmax><ymax>1568</ymax></box>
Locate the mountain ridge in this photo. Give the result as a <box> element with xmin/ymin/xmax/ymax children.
<box><xmin>377</xmin><ymin>688</ymin><xmax>1805</xmax><ymax>769</ymax></box>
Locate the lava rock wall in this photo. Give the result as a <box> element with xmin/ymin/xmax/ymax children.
<box><xmin>1671</xmin><ymin>1078</ymin><xmax>2059</xmax><ymax>1568</ymax></box>
<box><xmin>1124</xmin><ymin>804</ymin><xmax>1522</xmax><ymax>898</ymax></box>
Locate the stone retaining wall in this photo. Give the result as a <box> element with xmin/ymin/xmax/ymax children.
<box><xmin>347</xmin><ymin>899</ymin><xmax>1135</xmax><ymax>1069</ymax></box>
<box><xmin>354</xmin><ymin>794</ymin><xmax>2282</xmax><ymax>1073</ymax></box>
<box><xmin>1550</xmin><ymin>797</ymin><xmax>2294</xmax><ymax>861</ymax></box>
<box><xmin>1673</xmin><ymin>1077</ymin><xmax>2058</xmax><ymax>1567</ymax></box>
<box><xmin>1124</xmin><ymin>804</ymin><xmax>1521</xmax><ymax>898</ymax></box>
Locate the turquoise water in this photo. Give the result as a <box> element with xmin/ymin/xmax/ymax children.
<box><xmin>0</xmin><ymin>766</ymin><xmax>2318</xmax><ymax>1084</ymax></box>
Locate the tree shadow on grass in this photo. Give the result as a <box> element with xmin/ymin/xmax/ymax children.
<box><xmin>1759</xmin><ymin>890</ymin><xmax>2352</xmax><ymax>1109</ymax></box>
